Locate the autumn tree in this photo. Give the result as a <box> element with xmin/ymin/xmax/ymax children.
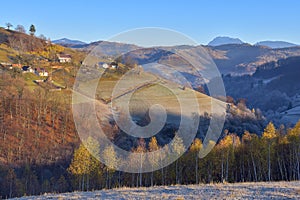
<box><xmin>68</xmin><ymin>137</ymin><xmax>101</xmax><ymax>191</ymax></box>
<box><xmin>148</xmin><ymin>137</ymin><xmax>160</xmax><ymax>186</ymax></box>
<box><xmin>171</xmin><ymin>134</ymin><xmax>185</xmax><ymax>184</ymax></box>
<box><xmin>136</xmin><ymin>139</ymin><xmax>146</xmax><ymax>187</ymax></box>
<box><xmin>102</xmin><ymin>145</ymin><xmax>118</xmax><ymax>188</ymax></box>
<box><xmin>190</xmin><ymin>138</ymin><xmax>202</xmax><ymax>184</ymax></box>
<box><xmin>218</xmin><ymin>133</ymin><xmax>231</xmax><ymax>182</ymax></box>
<box><xmin>242</xmin><ymin>131</ymin><xmax>258</xmax><ymax>181</ymax></box>
<box><xmin>286</xmin><ymin>121</ymin><xmax>300</xmax><ymax>180</ymax></box>
<box><xmin>262</xmin><ymin>122</ymin><xmax>277</xmax><ymax>181</ymax></box>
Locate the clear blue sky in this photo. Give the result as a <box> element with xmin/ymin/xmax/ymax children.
<box><xmin>1</xmin><ymin>0</ymin><xmax>299</xmax><ymax>45</ymax></box>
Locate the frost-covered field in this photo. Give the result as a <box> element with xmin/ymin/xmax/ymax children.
<box><xmin>13</xmin><ymin>181</ymin><xmax>300</xmax><ymax>200</ymax></box>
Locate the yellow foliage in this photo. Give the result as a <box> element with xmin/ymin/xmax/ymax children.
<box><xmin>68</xmin><ymin>144</ymin><xmax>91</xmax><ymax>176</ymax></box>
<box><xmin>287</xmin><ymin>120</ymin><xmax>300</xmax><ymax>143</ymax></box>
<box><xmin>198</xmin><ymin>140</ymin><xmax>216</xmax><ymax>158</ymax></box>
<box><xmin>190</xmin><ymin>138</ymin><xmax>203</xmax><ymax>152</ymax></box>
<box><xmin>68</xmin><ymin>137</ymin><xmax>100</xmax><ymax>176</ymax></box>
<box><xmin>263</xmin><ymin>122</ymin><xmax>277</xmax><ymax>140</ymax></box>
<box><xmin>149</xmin><ymin>137</ymin><xmax>159</xmax><ymax>152</ymax></box>
<box><xmin>33</xmin><ymin>44</ymin><xmax>65</xmax><ymax>59</ymax></box>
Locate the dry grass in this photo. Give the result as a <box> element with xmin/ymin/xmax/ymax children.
<box><xmin>14</xmin><ymin>181</ymin><xmax>300</xmax><ymax>200</ymax></box>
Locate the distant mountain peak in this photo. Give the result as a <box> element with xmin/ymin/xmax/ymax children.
<box><xmin>208</xmin><ymin>36</ymin><xmax>244</xmax><ymax>46</ymax></box>
<box><xmin>255</xmin><ymin>41</ymin><xmax>298</xmax><ymax>49</ymax></box>
<box><xmin>52</xmin><ymin>38</ymin><xmax>87</xmax><ymax>47</ymax></box>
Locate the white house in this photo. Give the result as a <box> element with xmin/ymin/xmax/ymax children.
<box><xmin>39</xmin><ymin>71</ymin><xmax>49</xmax><ymax>77</ymax></box>
<box><xmin>102</xmin><ymin>63</ymin><xmax>109</xmax><ymax>69</ymax></box>
<box><xmin>57</xmin><ymin>54</ymin><xmax>72</xmax><ymax>63</ymax></box>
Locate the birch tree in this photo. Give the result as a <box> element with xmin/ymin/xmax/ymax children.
<box><xmin>171</xmin><ymin>134</ymin><xmax>185</xmax><ymax>184</ymax></box>
<box><xmin>262</xmin><ymin>122</ymin><xmax>277</xmax><ymax>181</ymax></box>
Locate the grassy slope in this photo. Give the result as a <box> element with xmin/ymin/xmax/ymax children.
<box><xmin>0</xmin><ymin>43</ymin><xmax>16</xmax><ymax>62</ymax></box>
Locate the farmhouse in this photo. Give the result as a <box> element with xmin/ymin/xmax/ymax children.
<box><xmin>99</xmin><ymin>62</ymin><xmax>109</xmax><ymax>69</ymax></box>
<box><xmin>12</xmin><ymin>63</ymin><xmax>22</xmax><ymax>68</ymax></box>
<box><xmin>57</xmin><ymin>54</ymin><xmax>72</xmax><ymax>63</ymax></box>
<box><xmin>22</xmin><ymin>66</ymin><xmax>35</xmax><ymax>73</ymax></box>
<box><xmin>39</xmin><ymin>71</ymin><xmax>49</xmax><ymax>77</ymax></box>
<box><xmin>99</xmin><ymin>61</ymin><xmax>118</xmax><ymax>69</ymax></box>
<box><xmin>32</xmin><ymin>68</ymin><xmax>49</xmax><ymax>77</ymax></box>
<box><xmin>111</xmin><ymin>62</ymin><xmax>118</xmax><ymax>69</ymax></box>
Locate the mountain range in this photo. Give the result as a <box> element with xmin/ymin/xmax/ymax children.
<box><xmin>54</xmin><ymin>36</ymin><xmax>298</xmax><ymax>49</ymax></box>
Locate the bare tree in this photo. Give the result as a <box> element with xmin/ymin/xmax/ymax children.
<box><xmin>6</xmin><ymin>22</ymin><xmax>13</xmax><ymax>30</ymax></box>
<box><xmin>39</xmin><ymin>34</ymin><xmax>47</xmax><ymax>40</ymax></box>
<box><xmin>8</xmin><ymin>35</ymin><xmax>27</xmax><ymax>65</ymax></box>
<box><xmin>15</xmin><ymin>25</ymin><xmax>26</xmax><ymax>33</ymax></box>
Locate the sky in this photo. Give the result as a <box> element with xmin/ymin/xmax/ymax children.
<box><xmin>1</xmin><ymin>0</ymin><xmax>300</xmax><ymax>45</ymax></box>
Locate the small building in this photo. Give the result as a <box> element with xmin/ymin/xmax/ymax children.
<box><xmin>0</xmin><ymin>62</ymin><xmax>12</xmax><ymax>69</ymax></box>
<box><xmin>22</xmin><ymin>66</ymin><xmax>35</xmax><ymax>73</ymax></box>
<box><xmin>51</xmin><ymin>65</ymin><xmax>63</xmax><ymax>69</ymax></box>
<box><xmin>98</xmin><ymin>61</ymin><xmax>118</xmax><ymax>69</ymax></box>
<box><xmin>33</xmin><ymin>67</ymin><xmax>49</xmax><ymax>77</ymax></box>
<box><xmin>34</xmin><ymin>79</ymin><xmax>45</xmax><ymax>83</ymax></box>
<box><xmin>12</xmin><ymin>63</ymin><xmax>22</xmax><ymax>68</ymax></box>
<box><xmin>99</xmin><ymin>62</ymin><xmax>109</xmax><ymax>69</ymax></box>
<box><xmin>110</xmin><ymin>62</ymin><xmax>118</xmax><ymax>69</ymax></box>
<box><xmin>57</xmin><ymin>54</ymin><xmax>72</xmax><ymax>63</ymax></box>
<box><xmin>39</xmin><ymin>71</ymin><xmax>49</xmax><ymax>77</ymax></box>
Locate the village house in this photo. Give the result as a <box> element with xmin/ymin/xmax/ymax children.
<box><xmin>22</xmin><ymin>66</ymin><xmax>35</xmax><ymax>73</ymax></box>
<box><xmin>0</xmin><ymin>62</ymin><xmax>13</xmax><ymax>69</ymax></box>
<box><xmin>98</xmin><ymin>62</ymin><xmax>109</xmax><ymax>69</ymax></box>
<box><xmin>57</xmin><ymin>54</ymin><xmax>72</xmax><ymax>63</ymax></box>
<box><xmin>111</xmin><ymin>62</ymin><xmax>118</xmax><ymax>69</ymax></box>
<box><xmin>39</xmin><ymin>71</ymin><xmax>49</xmax><ymax>77</ymax></box>
<box><xmin>34</xmin><ymin>68</ymin><xmax>49</xmax><ymax>77</ymax></box>
<box><xmin>51</xmin><ymin>65</ymin><xmax>63</xmax><ymax>69</ymax></box>
<box><xmin>98</xmin><ymin>61</ymin><xmax>118</xmax><ymax>69</ymax></box>
<box><xmin>12</xmin><ymin>63</ymin><xmax>22</xmax><ymax>68</ymax></box>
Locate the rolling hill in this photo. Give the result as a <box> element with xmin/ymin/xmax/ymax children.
<box><xmin>223</xmin><ymin>56</ymin><xmax>300</xmax><ymax>125</ymax></box>
<box><xmin>71</xmin><ymin>39</ymin><xmax>300</xmax><ymax>76</ymax></box>
<box><xmin>256</xmin><ymin>40</ymin><xmax>298</xmax><ymax>49</ymax></box>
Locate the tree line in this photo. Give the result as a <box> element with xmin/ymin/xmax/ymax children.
<box><xmin>5</xmin><ymin>23</ymin><xmax>37</xmax><ymax>37</ymax></box>
<box><xmin>66</xmin><ymin>121</ymin><xmax>300</xmax><ymax>190</ymax></box>
<box><xmin>1</xmin><ymin>117</ymin><xmax>299</xmax><ymax>198</ymax></box>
